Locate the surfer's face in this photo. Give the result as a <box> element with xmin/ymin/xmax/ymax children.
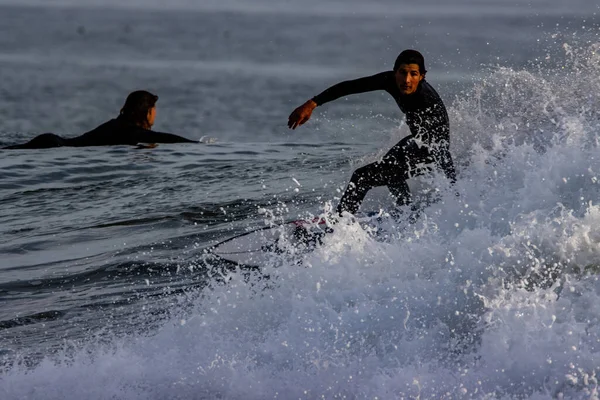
<box><xmin>146</xmin><ymin>106</ymin><xmax>156</xmax><ymax>128</ymax></box>
<box><xmin>394</xmin><ymin>63</ymin><xmax>424</xmax><ymax>95</ymax></box>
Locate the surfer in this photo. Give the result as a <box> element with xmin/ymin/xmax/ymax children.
<box><xmin>4</xmin><ymin>90</ymin><xmax>197</xmax><ymax>149</ymax></box>
<box><xmin>288</xmin><ymin>49</ymin><xmax>456</xmax><ymax>215</ymax></box>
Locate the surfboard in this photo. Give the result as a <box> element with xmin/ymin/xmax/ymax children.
<box><xmin>209</xmin><ymin>185</ymin><xmax>441</xmax><ymax>267</ymax></box>
<box><xmin>210</xmin><ymin>217</ymin><xmax>333</xmax><ymax>268</ymax></box>
<box><xmin>209</xmin><ymin>209</ymin><xmax>410</xmax><ymax>268</ymax></box>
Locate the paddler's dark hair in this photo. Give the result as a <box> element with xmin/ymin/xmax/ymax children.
<box><xmin>120</xmin><ymin>90</ymin><xmax>158</xmax><ymax>128</ymax></box>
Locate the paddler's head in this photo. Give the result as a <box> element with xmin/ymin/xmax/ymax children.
<box><xmin>120</xmin><ymin>90</ymin><xmax>158</xmax><ymax>129</ymax></box>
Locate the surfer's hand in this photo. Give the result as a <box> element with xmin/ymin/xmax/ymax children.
<box><xmin>288</xmin><ymin>100</ymin><xmax>317</xmax><ymax>129</ymax></box>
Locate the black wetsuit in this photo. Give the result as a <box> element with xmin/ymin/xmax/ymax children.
<box><xmin>311</xmin><ymin>71</ymin><xmax>456</xmax><ymax>214</ymax></box>
<box><xmin>3</xmin><ymin>115</ymin><xmax>195</xmax><ymax>149</ymax></box>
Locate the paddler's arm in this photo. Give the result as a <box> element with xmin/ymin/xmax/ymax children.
<box><xmin>135</xmin><ymin>133</ymin><xmax>215</xmax><ymax>148</ymax></box>
<box><xmin>142</xmin><ymin>131</ymin><xmax>197</xmax><ymax>143</ymax></box>
<box><xmin>131</xmin><ymin>125</ymin><xmax>198</xmax><ymax>145</ymax></box>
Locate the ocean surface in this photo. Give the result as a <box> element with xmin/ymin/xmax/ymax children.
<box><xmin>1</xmin><ymin>0</ymin><xmax>600</xmax><ymax>398</ymax></box>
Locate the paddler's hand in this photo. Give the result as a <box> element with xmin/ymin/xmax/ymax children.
<box><xmin>136</xmin><ymin>143</ymin><xmax>158</xmax><ymax>149</ymax></box>
<box><xmin>288</xmin><ymin>99</ymin><xmax>317</xmax><ymax>130</ymax></box>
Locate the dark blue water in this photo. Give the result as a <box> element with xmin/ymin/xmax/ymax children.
<box><xmin>1</xmin><ymin>1</ymin><xmax>600</xmax><ymax>398</ymax></box>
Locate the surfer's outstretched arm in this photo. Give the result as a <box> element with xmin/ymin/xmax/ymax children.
<box><xmin>287</xmin><ymin>72</ymin><xmax>389</xmax><ymax>130</ymax></box>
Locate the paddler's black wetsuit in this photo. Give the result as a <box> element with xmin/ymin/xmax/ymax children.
<box><xmin>311</xmin><ymin>71</ymin><xmax>456</xmax><ymax>214</ymax></box>
<box><xmin>3</xmin><ymin>115</ymin><xmax>195</xmax><ymax>149</ymax></box>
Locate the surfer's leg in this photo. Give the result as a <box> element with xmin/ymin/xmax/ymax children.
<box><xmin>337</xmin><ymin>162</ymin><xmax>387</xmax><ymax>215</ymax></box>
<box><xmin>383</xmin><ymin>138</ymin><xmax>435</xmax><ymax>208</ymax></box>
<box><xmin>388</xmin><ymin>180</ymin><xmax>411</xmax><ymax>206</ymax></box>
<box><xmin>437</xmin><ymin>144</ymin><xmax>456</xmax><ymax>184</ymax></box>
